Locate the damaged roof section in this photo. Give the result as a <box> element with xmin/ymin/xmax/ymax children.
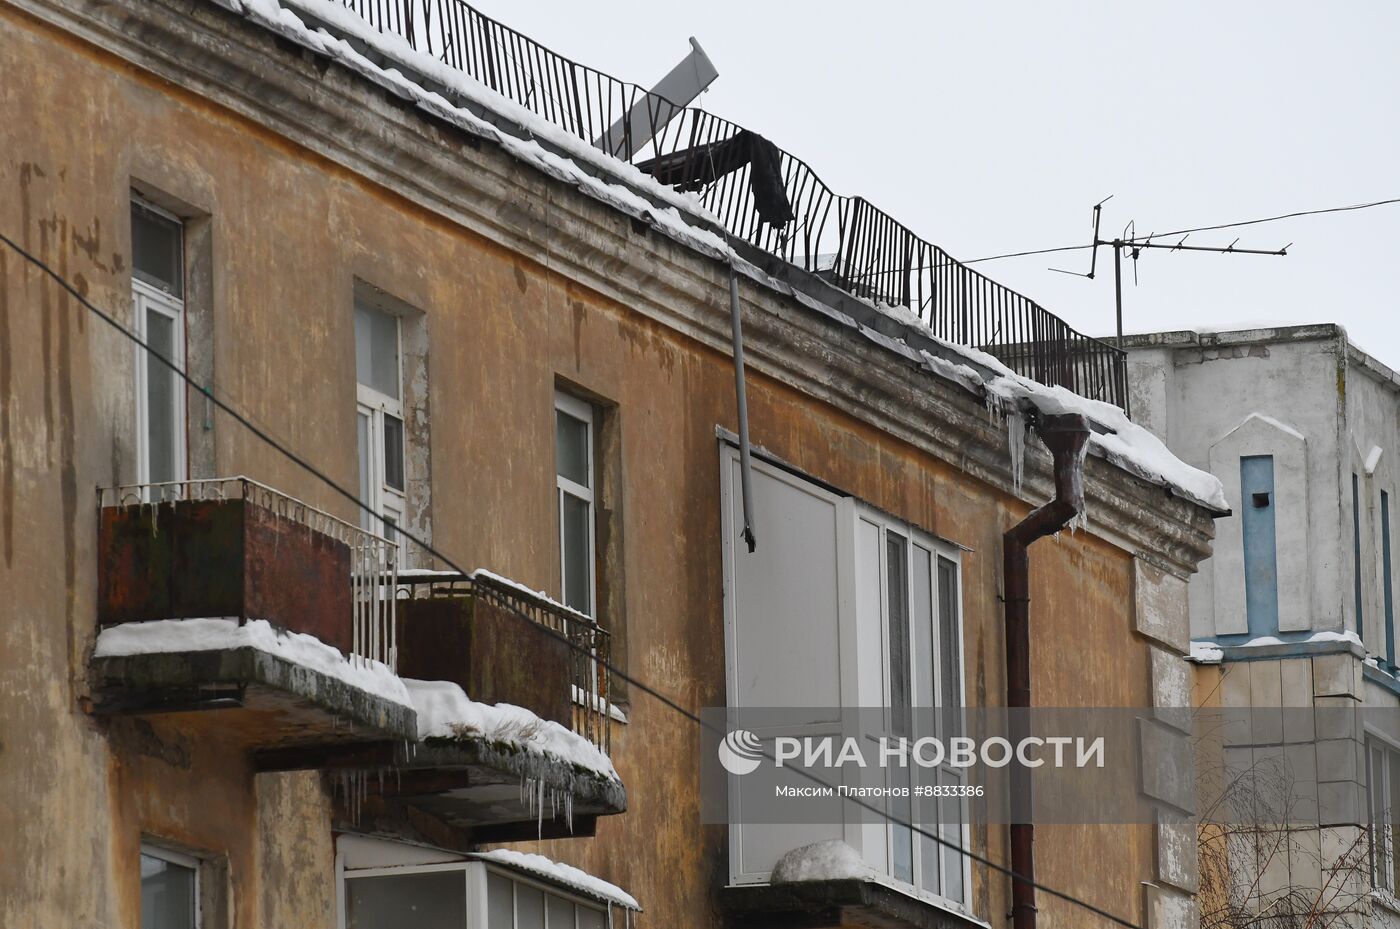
<box><xmin>223</xmin><ymin>0</ymin><xmax>1129</xmax><ymax>410</ymax></box>
<box><xmin>215</xmin><ymin>0</ymin><xmax>1225</xmax><ymax>516</ymax></box>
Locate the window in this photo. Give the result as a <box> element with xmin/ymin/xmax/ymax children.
<box><xmin>720</xmin><ymin>448</ymin><xmax>970</xmax><ymax>910</ymax></box>
<box><xmin>131</xmin><ymin>197</ymin><xmax>186</xmax><ymax>490</ymax></box>
<box><xmin>1385</xmin><ymin>491</ymin><xmax>1396</xmax><ymax>669</ymax></box>
<box><xmin>355</xmin><ymin>297</ymin><xmax>406</xmax><ymax>552</ymax></box>
<box><xmin>485</xmin><ymin>870</ymin><xmax>609</xmax><ymax>929</ymax></box>
<box><xmin>141</xmin><ymin>844</ymin><xmax>198</xmax><ymax>929</ymax></box>
<box><xmin>555</xmin><ymin>392</ymin><xmax>596</xmax><ymax>616</ymax></box>
<box><xmin>1369</xmin><ymin>738</ymin><xmax>1400</xmax><ymax>893</ymax></box>
<box><xmin>868</xmin><ymin>515</ymin><xmax>967</xmax><ymax>903</ymax></box>
<box><xmin>1240</xmin><ymin>455</ymin><xmax>1279</xmax><ymax>636</ymax></box>
<box><xmin>1355</xmin><ymin>473</ymin><xmax>1366</xmax><ymax>642</ymax></box>
<box><xmin>343</xmin><ymin>861</ymin><xmax>623</xmax><ymax>929</ymax></box>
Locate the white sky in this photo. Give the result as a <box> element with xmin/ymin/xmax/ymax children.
<box><xmin>478</xmin><ymin>1</ymin><xmax>1400</xmax><ymax>362</ymax></box>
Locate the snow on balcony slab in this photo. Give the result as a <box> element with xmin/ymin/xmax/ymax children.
<box><xmin>93</xmin><ymin>617</ymin><xmax>411</xmax><ymax>707</ymax></box>
<box><xmin>770</xmin><ymin>840</ymin><xmax>876</xmax><ymax>884</ymax></box>
<box><xmin>403</xmin><ymin>679</ymin><xmax>617</xmax><ymax>781</ymax></box>
<box><xmin>473</xmin><ymin>849</ymin><xmax>639</xmax><ymax>910</ymax></box>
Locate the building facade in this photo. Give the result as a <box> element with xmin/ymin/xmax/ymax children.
<box><xmin>2</xmin><ymin>1</ymin><xmax>1222</xmax><ymax>927</ymax></box>
<box><xmin>1126</xmin><ymin>325</ymin><xmax>1400</xmax><ymax>926</ymax></box>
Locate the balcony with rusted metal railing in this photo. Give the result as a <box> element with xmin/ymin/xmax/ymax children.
<box><xmin>91</xmin><ymin>477</ymin><xmax>414</xmax><ymax>751</ymax></box>
<box><xmin>287</xmin><ymin>0</ymin><xmax>1128</xmax><ymax>410</ymax></box>
<box><xmin>91</xmin><ymin>477</ymin><xmax>623</xmax><ymax>837</ymax></box>
<box><xmin>336</xmin><ymin>570</ymin><xmax>625</xmax><ymax>842</ymax></box>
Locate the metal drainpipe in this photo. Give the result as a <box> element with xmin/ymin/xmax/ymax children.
<box><xmin>1002</xmin><ymin>412</ymin><xmax>1091</xmax><ymax>929</ymax></box>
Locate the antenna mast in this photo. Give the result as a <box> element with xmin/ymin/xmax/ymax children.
<box><xmin>1051</xmin><ymin>198</ymin><xmax>1289</xmax><ymax>412</ymax></box>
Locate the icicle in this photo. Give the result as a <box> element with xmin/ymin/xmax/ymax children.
<box><xmin>1069</xmin><ymin>506</ymin><xmax>1090</xmax><ymax>537</ymax></box>
<box><xmin>1007</xmin><ymin>410</ymin><xmax>1026</xmax><ymax>496</ymax></box>
<box><xmin>983</xmin><ymin>387</ymin><xmax>1003</xmax><ymax>420</ymax></box>
<box><xmin>536</xmin><ymin>777</ymin><xmax>545</xmax><ymax>838</ymax></box>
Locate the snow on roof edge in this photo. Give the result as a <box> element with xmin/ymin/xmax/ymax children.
<box><xmin>229</xmin><ymin>0</ymin><xmax>1227</xmax><ymax>517</ymax></box>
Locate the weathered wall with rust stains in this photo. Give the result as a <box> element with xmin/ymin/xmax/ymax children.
<box><xmin>0</xmin><ymin>3</ymin><xmax>1182</xmax><ymax>927</ymax></box>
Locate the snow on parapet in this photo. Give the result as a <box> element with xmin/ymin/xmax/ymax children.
<box><xmin>233</xmin><ymin>0</ymin><xmax>723</xmax><ymax>241</ymax></box>
<box><xmin>92</xmin><ymin>617</ymin><xmax>412</xmax><ymax>706</ymax></box>
<box><xmin>403</xmin><ymin>679</ymin><xmax>618</xmax><ymax>781</ymax></box>
<box><xmin>231</xmin><ymin>0</ymin><xmax>1225</xmax><ymax>515</ymax></box>
<box><xmin>771</xmin><ymin>840</ymin><xmax>876</xmax><ymax>883</ymax></box>
<box><xmin>907</xmin><ymin>328</ymin><xmax>1228</xmax><ymax>513</ymax></box>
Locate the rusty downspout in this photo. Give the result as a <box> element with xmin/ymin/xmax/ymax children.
<box><xmin>1003</xmin><ymin>412</ymin><xmax>1091</xmax><ymax>929</ymax></box>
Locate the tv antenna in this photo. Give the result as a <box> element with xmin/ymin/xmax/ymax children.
<box><xmin>1051</xmin><ymin>196</ymin><xmax>1290</xmax><ymax>361</ymax></box>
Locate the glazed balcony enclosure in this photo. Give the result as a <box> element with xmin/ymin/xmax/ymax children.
<box><xmin>92</xmin><ymin>478</ymin><xmax>414</xmax><ymax>751</ymax></box>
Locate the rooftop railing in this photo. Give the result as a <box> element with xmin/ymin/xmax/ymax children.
<box><xmin>305</xmin><ymin>0</ymin><xmax>1128</xmax><ymax>408</ymax></box>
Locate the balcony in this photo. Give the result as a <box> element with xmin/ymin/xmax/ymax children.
<box><xmin>93</xmin><ymin>480</ymin><xmax>623</xmax><ymax>838</ymax></box>
<box><xmin>348</xmin><ymin>571</ymin><xmax>626</xmax><ymax>842</ymax></box>
<box><xmin>91</xmin><ymin>478</ymin><xmax>414</xmax><ymax>750</ymax></box>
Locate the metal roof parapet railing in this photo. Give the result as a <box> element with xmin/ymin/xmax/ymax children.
<box><xmin>310</xmin><ymin>0</ymin><xmax>1128</xmax><ymax>409</ymax></box>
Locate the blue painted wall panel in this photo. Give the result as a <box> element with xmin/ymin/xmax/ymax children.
<box><xmin>1241</xmin><ymin>455</ymin><xmax>1279</xmax><ymax>636</ymax></box>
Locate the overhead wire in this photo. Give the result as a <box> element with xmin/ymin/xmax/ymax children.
<box><xmin>956</xmin><ymin>195</ymin><xmax>1400</xmax><ymax>267</ymax></box>
<box><xmin>0</xmin><ymin>227</ymin><xmax>1144</xmax><ymax>929</ymax></box>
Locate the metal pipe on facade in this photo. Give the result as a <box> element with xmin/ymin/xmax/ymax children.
<box><xmin>1002</xmin><ymin>412</ymin><xmax>1091</xmax><ymax>929</ymax></box>
<box><xmin>728</xmin><ymin>261</ymin><xmax>758</xmax><ymax>553</ymax></box>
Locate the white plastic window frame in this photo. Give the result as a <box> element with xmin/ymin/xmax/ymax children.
<box><xmin>862</xmin><ymin>506</ymin><xmax>972</xmax><ymax>910</ymax></box>
<box><xmin>140</xmin><ymin>841</ymin><xmax>201</xmax><ymax>929</ymax></box>
<box><xmin>554</xmin><ymin>391</ymin><xmax>597</xmax><ymax>618</ymax></box>
<box><xmin>355</xmin><ymin>306</ymin><xmax>406</xmax><ymax>556</ymax></box>
<box><xmin>338</xmin><ymin>860</ymin><xmax>616</xmax><ymax>929</ymax></box>
<box><xmin>132</xmin><ymin>197</ymin><xmax>187</xmax><ymax>496</ymax></box>
<box><xmin>717</xmin><ymin>446</ymin><xmax>972</xmax><ymax>913</ymax></box>
<box><xmin>1367</xmin><ymin>730</ymin><xmax>1400</xmax><ymax>893</ymax></box>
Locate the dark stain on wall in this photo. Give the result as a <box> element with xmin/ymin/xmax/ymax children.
<box><xmin>570</xmin><ymin>298</ymin><xmax>585</xmax><ymax>372</ymax></box>
<box><xmin>57</xmin><ymin>219</ymin><xmax>80</xmax><ymax>686</ymax></box>
<box><xmin>0</xmin><ymin>249</ymin><xmax>12</xmax><ymax>568</ymax></box>
<box><xmin>39</xmin><ymin>219</ymin><xmax>55</xmax><ymax>463</ymax></box>
<box><xmin>112</xmin><ymin>718</ymin><xmax>193</xmax><ymax>771</ymax></box>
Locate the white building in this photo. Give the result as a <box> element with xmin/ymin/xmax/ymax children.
<box><xmin>1126</xmin><ymin>323</ymin><xmax>1400</xmax><ymax>925</ymax></box>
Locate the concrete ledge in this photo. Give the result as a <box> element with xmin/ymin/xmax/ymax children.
<box><xmin>89</xmin><ymin>646</ymin><xmax>417</xmax><ymax>744</ymax></box>
<box><xmin>719</xmin><ymin>880</ymin><xmax>981</xmax><ymax>929</ymax></box>
<box><xmin>387</xmin><ymin>737</ymin><xmax>626</xmax><ymax>837</ymax></box>
<box><xmin>1193</xmin><ymin>637</ymin><xmax>1364</xmax><ymax>665</ymax></box>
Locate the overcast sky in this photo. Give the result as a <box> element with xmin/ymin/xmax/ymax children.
<box><xmin>479</xmin><ymin>1</ymin><xmax>1400</xmax><ymax>362</ymax></box>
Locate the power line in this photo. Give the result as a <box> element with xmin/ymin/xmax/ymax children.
<box><xmin>0</xmin><ymin>228</ymin><xmax>1142</xmax><ymax>929</ymax></box>
<box><xmin>959</xmin><ymin>195</ymin><xmax>1400</xmax><ymax>267</ymax></box>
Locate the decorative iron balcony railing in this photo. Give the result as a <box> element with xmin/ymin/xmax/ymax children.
<box><xmin>299</xmin><ymin>0</ymin><xmax>1128</xmax><ymax>408</ymax></box>
<box><xmin>98</xmin><ymin>477</ymin><xmax>399</xmax><ymax>670</ymax></box>
<box><xmin>395</xmin><ymin>571</ymin><xmax>614</xmax><ymax>756</ymax></box>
